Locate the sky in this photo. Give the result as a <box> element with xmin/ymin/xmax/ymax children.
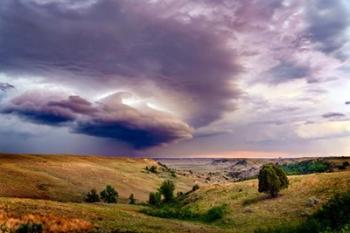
<box><xmin>0</xmin><ymin>0</ymin><xmax>350</xmax><ymax>157</ymax></box>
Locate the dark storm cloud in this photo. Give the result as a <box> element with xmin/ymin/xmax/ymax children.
<box><xmin>1</xmin><ymin>92</ymin><xmax>193</xmax><ymax>148</ymax></box>
<box><xmin>322</xmin><ymin>112</ymin><xmax>346</xmax><ymax>119</ymax></box>
<box><xmin>0</xmin><ymin>0</ymin><xmax>241</xmax><ymax>127</ymax></box>
<box><xmin>306</xmin><ymin>0</ymin><xmax>350</xmax><ymax>56</ymax></box>
<box><xmin>1</xmin><ymin>93</ymin><xmax>77</xmax><ymax>125</ymax></box>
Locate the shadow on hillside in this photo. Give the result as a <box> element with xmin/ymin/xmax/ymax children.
<box><xmin>243</xmin><ymin>194</ymin><xmax>270</xmax><ymax>206</ymax></box>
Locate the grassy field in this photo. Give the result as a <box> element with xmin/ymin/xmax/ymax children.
<box><xmin>0</xmin><ymin>154</ymin><xmax>198</xmax><ymax>202</ymax></box>
<box><xmin>0</xmin><ymin>154</ymin><xmax>349</xmax><ymax>233</ymax></box>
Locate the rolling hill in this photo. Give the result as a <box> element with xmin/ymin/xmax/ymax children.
<box><xmin>0</xmin><ymin>154</ymin><xmax>349</xmax><ymax>233</ymax></box>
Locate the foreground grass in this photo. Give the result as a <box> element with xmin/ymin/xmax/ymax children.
<box><xmin>0</xmin><ymin>198</ymin><xmax>224</xmax><ymax>233</ymax></box>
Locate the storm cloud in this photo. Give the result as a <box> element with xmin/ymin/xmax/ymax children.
<box><xmin>0</xmin><ymin>0</ymin><xmax>350</xmax><ymax>156</ymax></box>
<box><xmin>1</xmin><ymin>92</ymin><xmax>193</xmax><ymax>148</ymax></box>
<box><xmin>0</xmin><ymin>0</ymin><xmax>241</xmax><ymax>127</ymax></box>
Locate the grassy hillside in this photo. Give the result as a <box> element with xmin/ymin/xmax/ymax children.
<box><xmin>0</xmin><ymin>154</ymin><xmax>197</xmax><ymax>202</ymax></box>
<box><xmin>181</xmin><ymin>170</ymin><xmax>350</xmax><ymax>233</ymax></box>
<box><xmin>0</xmin><ymin>154</ymin><xmax>349</xmax><ymax>233</ymax></box>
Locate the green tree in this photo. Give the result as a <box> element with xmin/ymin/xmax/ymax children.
<box><xmin>100</xmin><ymin>185</ymin><xmax>118</xmax><ymax>203</ymax></box>
<box><xmin>159</xmin><ymin>180</ymin><xmax>175</xmax><ymax>203</ymax></box>
<box><xmin>128</xmin><ymin>193</ymin><xmax>136</xmax><ymax>204</ymax></box>
<box><xmin>149</xmin><ymin>192</ymin><xmax>161</xmax><ymax>206</ymax></box>
<box><xmin>258</xmin><ymin>164</ymin><xmax>289</xmax><ymax>198</ymax></box>
<box><xmin>85</xmin><ymin>189</ymin><xmax>100</xmax><ymax>203</ymax></box>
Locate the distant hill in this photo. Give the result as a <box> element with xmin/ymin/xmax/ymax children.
<box><xmin>157</xmin><ymin>157</ymin><xmax>350</xmax><ymax>182</ymax></box>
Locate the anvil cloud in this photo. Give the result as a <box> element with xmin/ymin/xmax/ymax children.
<box><xmin>0</xmin><ymin>0</ymin><xmax>350</xmax><ymax>156</ymax></box>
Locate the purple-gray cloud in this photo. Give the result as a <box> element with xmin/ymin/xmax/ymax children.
<box><xmin>0</xmin><ymin>0</ymin><xmax>350</xmax><ymax>155</ymax></box>
<box><xmin>0</xmin><ymin>83</ymin><xmax>14</xmax><ymax>92</ymax></box>
<box><xmin>322</xmin><ymin>112</ymin><xmax>346</xmax><ymax>119</ymax></box>
<box><xmin>0</xmin><ymin>0</ymin><xmax>241</xmax><ymax>127</ymax></box>
<box><xmin>1</xmin><ymin>92</ymin><xmax>193</xmax><ymax>148</ymax></box>
<box><xmin>306</xmin><ymin>0</ymin><xmax>350</xmax><ymax>57</ymax></box>
<box><xmin>265</xmin><ymin>61</ymin><xmax>311</xmax><ymax>84</ymax></box>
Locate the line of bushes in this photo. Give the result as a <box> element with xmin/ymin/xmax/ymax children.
<box><xmin>255</xmin><ymin>191</ymin><xmax>350</xmax><ymax>233</ymax></box>
<box><xmin>278</xmin><ymin>160</ymin><xmax>331</xmax><ymax>175</ymax></box>
<box><xmin>141</xmin><ymin>204</ymin><xmax>226</xmax><ymax>223</ymax></box>
<box><xmin>85</xmin><ymin>185</ymin><xmax>136</xmax><ymax>204</ymax></box>
<box><xmin>143</xmin><ymin>180</ymin><xmax>226</xmax><ymax>223</ymax></box>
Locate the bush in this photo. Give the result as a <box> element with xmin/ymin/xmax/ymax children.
<box><xmin>159</xmin><ymin>180</ymin><xmax>175</xmax><ymax>203</ymax></box>
<box><xmin>16</xmin><ymin>223</ymin><xmax>43</xmax><ymax>233</ymax></box>
<box><xmin>85</xmin><ymin>189</ymin><xmax>100</xmax><ymax>203</ymax></box>
<box><xmin>258</xmin><ymin>164</ymin><xmax>288</xmax><ymax>198</ymax></box>
<box><xmin>128</xmin><ymin>193</ymin><xmax>136</xmax><ymax>204</ymax></box>
<box><xmin>149</xmin><ymin>192</ymin><xmax>161</xmax><ymax>206</ymax></box>
<box><xmin>142</xmin><ymin>206</ymin><xmax>201</xmax><ymax>220</ymax></box>
<box><xmin>176</xmin><ymin>191</ymin><xmax>184</xmax><ymax>198</ymax></box>
<box><xmin>149</xmin><ymin>165</ymin><xmax>158</xmax><ymax>173</ymax></box>
<box><xmin>204</xmin><ymin>205</ymin><xmax>226</xmax><ymax>222</ymax></box>
<box><xmin>100</xmin><ymin>185</ymin><xmax>118</xmax><ymax>203</ymax></box>
<box><xmin>141</xmin><ymin>205</ymin><xmax>226</xmax><ymax>223</ymax></box>
<box><xmin>192</xmin><ymin>184</ymin><xmax>200</xmax><ymax>192</ymax></box>
<box><xmin>279</xmin><ymin>160</ymin><xmax>330</xmax><ymax>175</ymax></box>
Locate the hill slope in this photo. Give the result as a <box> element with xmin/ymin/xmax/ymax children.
<box><xmin>0</xmin><ymin>154</ymin><xmax>197</xmax><ymax>202</ymax></box>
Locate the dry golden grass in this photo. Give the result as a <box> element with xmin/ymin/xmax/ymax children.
<box><xmin>0</xmin><ymin>210</ymin><xmax>92</xmax><ymax>233</ymax></box>
<box><xmin>0</xmin><ymin>154</ymin><xmax>198</xmax><ymax>202</ymax></box>
<box><xmin>0</xmin><ymin>154</ymin><xmax>349</xmax><ymax>233</ymax></box>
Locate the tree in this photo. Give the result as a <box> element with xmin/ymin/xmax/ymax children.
<box><xmin>128</xmin><ymin>193</ymin><xmax>136</xmax><ymax>204</ymax></box>
<box><xmin>258</xmin><ymin>164</ymin><xmax>288</xmax><ymax>198</ymax></box>
<box><xmin>100</xmin><ymin>185</ymin><xmax>118</xmax><ymax>203</ymax></box>
<box><xmin>149</xmin><ymin>192</ymin><xmax>161</xmax><ymax>206</ymax></box>
<box><xmin>159</xmin><ymin>180</ymin><xmax>175</xmax><ymax>203</ymax></box>
<box><xmin>149</xmin><ymin>165</ymin><xmax>158</xmax><ymax>173</ymax></box>
<box><xmin>192</xmin><ymin>184</ymin><xmax>200</xmax><ymax>192</ymax></box>
<box><xmin>85</xmin><ymin>189</ymin><xmax>100</xmax><ymax>203</ymax></box>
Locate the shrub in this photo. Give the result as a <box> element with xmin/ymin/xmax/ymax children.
<box><xmin>176</xmin><ymin>191</ymin><xmax>184</xmax><ymax>198</ymax></box>
<box><xmin>85</xmin><ymin>189</ymin><xmax>100</xmax><ymax>203</ymax></box>
<box><xmin>149</xmin><ymin>192</ymin><xmax>161</xmax><ymax>206</ymax></box>
<box><xmin>141</xmin><ymin>205</ymin><xmax>226</xmax><ymax>222</ymax></box>
<box><xmin>16</xmin><ymin>223</ymin><xmax>43</xmax><ymax>233</ymax></box>
<box><xmin>149</xmin><ymin>165</ymin><xmax>158</xmax><ymax>173</ymax></box>
<box><xmin>258</xmin><ymin>164</ymin><xmax>288</xmax><ymax>198</ymax></box>
<box><xmin>192</xmin><ymin>184</ymin><xmax>200</xmax><ymax>192</ymax></box>
<box><xmin>100</xmin><ymin>185</ymin><xmax>118</xmax><ymax>203</ymax></box>
<box><xmin>170</xmin><ymin>170</ymin><xmax>177</xmax><ymax>178</ymax></box>
<box><xmin>159</xmin><ymin>180</ymin><xmax>175</xmax><ymax>203</ymax></box>
<box><xmin>279</xmin><ymin>160</ymin><xmax>330</xmax><ymax>175</ymax></box>
<box><xmin>343</xmin><ymin>161</ymin><xmax>349</xmax><ymax>167</ymax></box>
<box><xmin>128</xmin><ymin>193</ymin><xmax>136</xmax><ymax>204</ymax></box>
<box><xmin>142</xmin><ymin>206</ymin><xmax>201</xmax><ymax>220</ymax></box>
<box><xmin>204</xmin><ymin>205</ymin><xmax>227</xmax><ymax>222</ymax></box>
